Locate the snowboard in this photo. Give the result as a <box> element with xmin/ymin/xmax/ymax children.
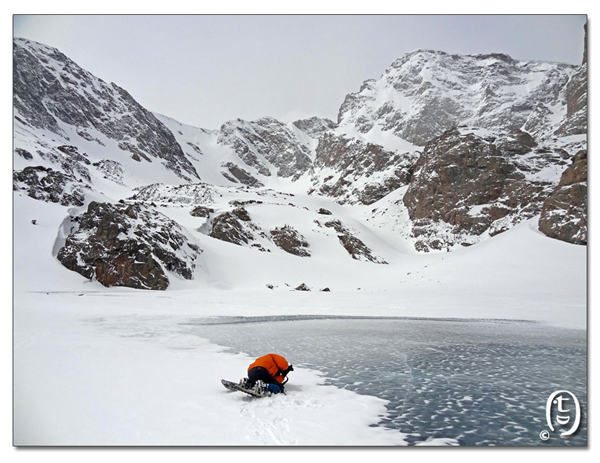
<box><xmin>221</xmin><ymin>379</ymin><xmax>270</xmax><ymax>398</ymax></box>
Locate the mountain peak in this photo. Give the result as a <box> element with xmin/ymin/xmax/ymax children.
<box><xmin>338</xmin><ymin>48</ymin><xmax>581</xmax><ymax>146</ymax></box>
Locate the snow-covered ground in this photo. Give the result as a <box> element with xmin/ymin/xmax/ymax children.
<box><xmin>11</xmin><ymin>182</ymin><xmax>588</xmax><ymax>449</ymax></box>
<box><xmin>14</xmin><ymin>295</ymin><xmax>415</xmax><ymax>446</ymax></box>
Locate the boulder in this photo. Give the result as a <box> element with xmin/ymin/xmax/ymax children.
<box><xmin>270</xmin><ymin>225</ymin><xmax>311</xmax><ymax>257</ymax></box>
<box><xmin>209</xmin><ymin>207</ymin><xmax>256</xmax><ymax>245</ymax></box>
<box><xmin>295</xmin><ymin>283</ymin><xmax>311</xmax><ymax>291</ymax></box>
<box><xmin>57</xmin><ymin>201</ymin><xmax>201</xmax><ymax>290</ymax></box>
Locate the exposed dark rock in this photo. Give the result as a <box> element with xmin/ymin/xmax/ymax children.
<box><xmin>186</xmin><ymin>141</ymin><xmax>203</xmax><ymax>156</ymax></box>
<box><xmin>270</xmin><ymin>225</ymin><xmax>311</xmax><ymax>257</ymax></box>
<box><xmin>539</xmin><ymin>150</ymin><xmax>587</xmax><ymax>244</ymax></box>
<box><xmin>221</xmin><ymin>162</ymin><xmax>264</xmax><ymax>187</ymax></box>
<box><xmin>13</xmin><ymin>165</ymin><xmax>86</xmax><ymax>206</ymax></box>
<box><xmin>292</xmin><ymin>116</ymin><xmax>337</xmax><ymax>138</ymax></box>
<box><xmin>318</xmin><ymin>208</ymin><xmax>333</xmax><ymax>215</ymax></box>
<box><xmin>230</xmin><ymin>199</ymin><xmax>263</xmax><ymax>207</ymax></box>
<box><xmin>92</xmin><ymin>159</ymin><xmax>125</xmax><ymax>185</ymax></box>
<box><xmin>15</xmin><ymin>147</ymin><xmax>33</xmax><ymax>160</ymax></box>
<box><xmin>76</xmin><ymin>129</ymin><xmax>104</xmax><ymax>145</ymax></box>
<box><xmin>312</xmin><ymin>133</ymin><xmax>416</xmax><ymax>205</ymax></box>
<box><xmin>554</xmin><ymin>63</ymin><xmax>587</xmax><ymax>137</ymax></box>
<box><xmin>322</xmin><ymin>220</ymin><xmax>387</xmax><ymax>264</ymax></box>
<box><xmin>190</xmin><ymin>206</ymin><xmax>215</xmax><ymax>218</ymax></box>
<box><xmin>209</xmin><ymin>207</ymin><xmax>256</xmax><ymax>245</ymax></box>
<box><xmin>403</xmin><ymin>128</ymin><xmax>557</xmax><ymax>251</ymax></box>
<box><xmin>295</xmin><ymin>283</ymin><xmax>311</xmax><ymax>291</ymax></box>
<box><xmin>57</xmin><ymin>145</ymin><xmax>90</xmax><ymax>164</ymax></box>
<box><xmin>57</xmin><ymin>201</ymin><xmax>201</xmax><ymax>290</ymax></box>
<box><xmin>24</xmin><ymin>143</ymin><xmax>94</xmax><ymax>184</ymax></box>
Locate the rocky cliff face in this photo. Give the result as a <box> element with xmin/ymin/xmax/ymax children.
<box><xmin>217</xmin><ymin>117</ymin><xmax>313</xmax><ymax>180</ymax></box>
<box><xmin>401</xmin><ymin>127</ymin><xmax>572</xmax><ymax>250</ymax></box>
<box><xmin>338</xmin><ymin>50</ymin><xmax>578</xmax><ymax>146</ymax></box>
<box><xmin>292</xmin><ymin>116</ymin><xmax>337</xmax><ymax>139</ymax></box>
<box><xmin>539</xmin><ymin>150</ymin><xmax>587</xmax><ymax>244</ymax></box>
<box><xmin>13</xmin><ymin>38</ymin><xmax>199</xmax><ymax>183</ymax></box>
<box><xmin>310</xmin><ymin>133</ymin><xmax>417</xmax><ymax>205</ymax></box>
<box><xmin>554</xmin><ymin>63</ymin><xmax>587</xmax><ymax>136</ymax></box>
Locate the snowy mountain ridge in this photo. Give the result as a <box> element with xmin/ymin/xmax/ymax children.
<box><xmin>13</xmin><ymin>38</ymin><xmax>199</xmax><ymax>184</ymax></box>
<box><xmin>13</xmin><ymin>37</ymin><xmax>587</xmax><ymax>290</ymax></box>
<box><xmin>338</xmin><ymin>49</ymin><xmax>582</xmax><ymax>145</ymax></box>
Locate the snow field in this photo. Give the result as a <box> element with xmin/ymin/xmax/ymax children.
<box><xmin>13</xmin><ymin>293</ymin><xmax>410</xmax><ymax>446</ymax></box>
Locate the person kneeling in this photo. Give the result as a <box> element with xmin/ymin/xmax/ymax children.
<box><xmin>238</xmin><ymin>353</ymin><xmax>294</xmax><ymax>395</ymax></box>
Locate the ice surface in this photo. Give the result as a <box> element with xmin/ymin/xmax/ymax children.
<box><xmin>79</xmin><ymin>312</ymin><xmax>587</xmax><ymax>446</ymax></box>
<box><xmin>189</xmin><ymin>316</ymin><xmax>586</xmax><ymax>446</ymax></box>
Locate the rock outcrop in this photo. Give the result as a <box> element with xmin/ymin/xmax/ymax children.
<box><xmin>320</xmin><ymin>219</ymin><xmax>387</xmax><ymax>263</ymax></box>
<box><xmin>57</xmin><ymin>201</ymin><xmax>202</xmax><ymax>290</ymax></box>
<box><xmin>221</xmin><ymin>162</ymin><xmax>264</xmax><ymax>187</ymax></box>
<box><xmin>539</xmin><ymin>150</ymin><xmax>587</xmax><ymax>244</ymax></box>
<box><xmin>217</xmin><ymin>117</ymin><xmax>312</xmax><ymax>180</ymax></box>
<box><xmin>13</xmin><ymin>165</ymin><xmax>87</xmax><ymax>206</ymax></box>
<box><xmin>270</xmin><ymin>225</ymin><xmax>311</xmax><ymax>257</ymax></box>
<box><xmin>209</xmin><ymin>207</ymin><xmax>258</xmax><ymax>246</ymax></box>
<box><xmin>402</xmin><ymin>128</ymin><xmax>564</xmax><ymax>251</ymax></box>
<box><xmin>292</xmin><ymin>116</ymin><xmax>337</xmax><ymax>139</ymax></box>
<box><xmin>311</xmin><ymin>133</ymin><xmax>417</xmax><ymax>205</ymax></box>
<box><xmin>554</xmin><ymin>63</ymin><xmax>587</xmax><ymax>137</ymax></box>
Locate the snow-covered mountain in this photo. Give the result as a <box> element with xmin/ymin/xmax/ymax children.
<box><xmin>338</xmin><ymin>49</ymin><xmax>585</xmax><ymax>145</ymax></box>
<box><xmin>13</xmin><ymin>38</ymin><xmax>199</xmax><ymax>185</ymax></box>
<box><xmin>13</xmin><ymin>36</ymin><xmax>587</xmax><ymax>290</ymax></box>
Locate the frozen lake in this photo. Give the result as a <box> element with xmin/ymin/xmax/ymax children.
<box><xmin>177</xmin><ymin>315</ymin><xmax>587</xmax><ymax>446</ymax></box>
<box><xmin>76</xmin><ymin>309</ymin><xmax>587</xmax><ymax>446</ymax></box>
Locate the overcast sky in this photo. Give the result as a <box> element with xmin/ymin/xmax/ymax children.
<box><xmin>13</xmin><ymin>14</ymin><xmax>588</xmax><ymax>130</ymax></box>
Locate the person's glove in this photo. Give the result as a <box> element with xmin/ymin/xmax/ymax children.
<box><xmin>278</xmin><ymin>365</ymin><xmax>294</xmax><ymax>378</ymax></box>
<box><xmin>267</xmin><ymin>383</ymin><xmax>281</xmax><ymax>394</ymax></box>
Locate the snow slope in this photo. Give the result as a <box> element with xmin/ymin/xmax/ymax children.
<box><xmin>13</xmin><ymin>180</ymin><xmax>586</xmax><ymax>447</ymax></box>
<box><xmin>14</xmin><ymin>186</ymin><xmax>586</xmax><ymax>329</ymax></box>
